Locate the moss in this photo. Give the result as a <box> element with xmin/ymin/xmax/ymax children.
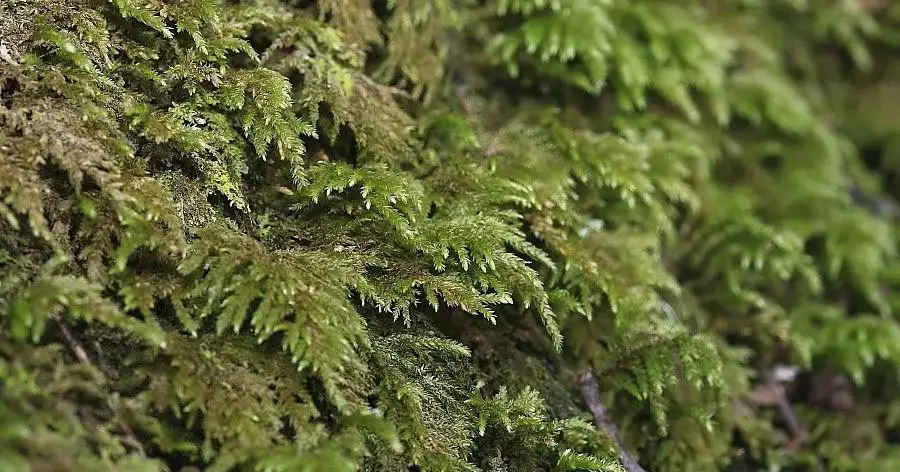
<box><xmin>4</xmin><ymin>0</ymin><xmax>900</xmax><ymax>471</ymax></box>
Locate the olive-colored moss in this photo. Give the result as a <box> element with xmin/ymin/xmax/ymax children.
<box><xmin>4</xmin><ymin>0</ymin><xmax>900</xmax><ymax>471</ymax></box>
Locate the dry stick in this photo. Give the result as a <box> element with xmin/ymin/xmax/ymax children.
<box><xmin>762</xmin><ymin>371</ymin><xmax>804</xmax><ymax>441</ymax></box>
<box><xmin>57</xmin><ymin>321</ymin><xmax>91</xmax><ymax>364</ymax></box>
<box><xmin>761</xmin><ymin>370</ymin><xmax>825</xmax><ymax>472</ymax></box>
<box><xmin>576</xmin><ymin>369</ymin><xmax>647</xmax><ymax>472</ymax></box>
<box><xmin>56</xmin><ymin>320</ymin><xmax>147</xmax><ymax>457</ymax></box>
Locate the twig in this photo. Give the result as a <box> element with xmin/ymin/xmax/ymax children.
<box><xmin>763</xmin><ymin>374</ymin><xmax>804</xmax><ymax>442</ymax></box>
<box><xmin>760</xmin><ymin>370</ymin><xmax>825</xmax><ymax>472</ymax></box>
<box><xmin>57</xmin><ymin>322</ymin><xmax>91</xmax><ymax>364</ymax></box>
<box><xmin>56</xmin><ymin>320</ymin><xmax>147</xmax><ymax>457</ymax></box>
<box><xmin>576</xmin><ymin>369</ymin><xmax>647</xmax><ymax>472</ymax></box>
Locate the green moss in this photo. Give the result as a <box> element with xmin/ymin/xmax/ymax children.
<box><xmin>4</xmin><ymin>0</ymin><xmax>900</xmax><ymax>470</ymax></box>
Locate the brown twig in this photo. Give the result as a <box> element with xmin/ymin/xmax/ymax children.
<box><xmin>760</xmin><ymin>370</ymin><xmax>825</xmax><ymax>472</ymax></box>
<box><xmin>57</xmin><ymin>321</ymin><xmax>91</xmax><ymax>364</ymax></box>
<box><xmin>56</xmin><ymin>320</ymin><xmax>147</xmax><ymax>457</ymax></box>
<box><xmin>576</xmin><ymin>368</ymin><xmax>647</xmax><ymax>472</ymax></box>
<box><xmin>761</xmin><ymin>370</ymin><xmax>804</xmax><ymax>442</ymax></box>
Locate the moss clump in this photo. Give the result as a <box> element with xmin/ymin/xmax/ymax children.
<box><xmin>4</xmin><ymin>0</ymin><xmax>900</xmax><ymax>470</ymax></box>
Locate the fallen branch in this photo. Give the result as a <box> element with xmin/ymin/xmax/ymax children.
<box><xmin>576</xmin><ymin>369</ymin><xmax>647</xmax><ymax>472</ymax></box>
